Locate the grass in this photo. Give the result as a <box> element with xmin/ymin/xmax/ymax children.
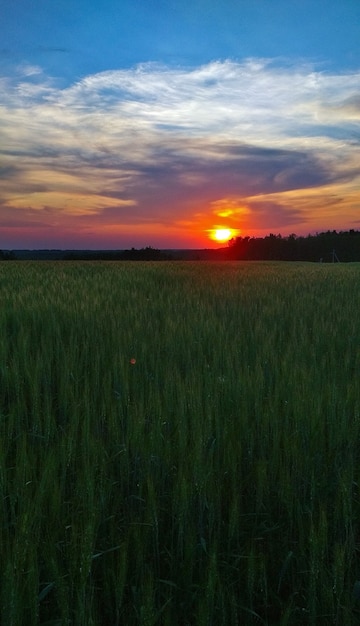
<box><xmin>0</xmin><ymin>260</ymin><xmax>360</xmax><ymax>625</ymax></box>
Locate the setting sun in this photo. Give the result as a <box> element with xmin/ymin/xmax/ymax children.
<box><xmin>210</xmin><ymin>228</ymin><xmax>234</xmax><ymax>243</ymax></box>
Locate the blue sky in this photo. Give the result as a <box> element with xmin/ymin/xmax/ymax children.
<box><xmin>1</xmin><ymin>0</ymin><xmax>360</xmax><ymax>248</ymax></box>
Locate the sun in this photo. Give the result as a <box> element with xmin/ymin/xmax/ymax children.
<box><xmin>212</xmin><ymin>228</ymin><xmax>233</xmax><ymax>243</ymax></box>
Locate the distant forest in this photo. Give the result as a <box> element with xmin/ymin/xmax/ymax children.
<box><xmin>227</xmin><ymin>229</ymin><xmax>360</xmax><ymax>262</ymax></box>
<box><xmin>1</xmin><ymin>230</ymin><xmax>360</xmax><ymax>262</ymax></box>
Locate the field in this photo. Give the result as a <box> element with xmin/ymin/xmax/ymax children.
<box><xmin>1</xmin><ymin>260</ymin><xmax>360</xmax><ymax>625</ymax></box>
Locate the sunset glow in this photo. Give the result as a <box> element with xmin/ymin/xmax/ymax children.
<box><xmin>1</xmin><ymin>1</ymin><xmax>360</xmax><ymax>250</ymax></box>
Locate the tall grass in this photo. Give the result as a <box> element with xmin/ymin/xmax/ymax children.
<box><xmin>0</xmin><ymin>260</ymin><xmax>360</xmax><ymax>624</ymax></box>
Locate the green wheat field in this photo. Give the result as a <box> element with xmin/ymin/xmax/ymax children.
<box><xmin>1</xmin><ymin>260</ymin><xmax>360</xmax><ymax>626</ymax></box>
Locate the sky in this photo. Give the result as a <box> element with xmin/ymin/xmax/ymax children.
<box><xmin>1</xmin><ymin>0</ymin><xmax>360</xmax><ymax>249</ymax></box>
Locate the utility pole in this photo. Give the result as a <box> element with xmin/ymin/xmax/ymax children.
<box><xmin>332</xmin><ymin>249</ymin><xmax>340</xmax><ymax>263</ymax></box>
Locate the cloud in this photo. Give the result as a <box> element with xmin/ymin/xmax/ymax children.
<box><xmin>1</xmin><ymin>59</ymin><xmax>360</xmax><ymax>246</ymax></box>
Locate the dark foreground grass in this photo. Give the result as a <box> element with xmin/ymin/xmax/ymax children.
<box><xmin>1</xmin><ymin>260</ymin><xmax>360</xmax><ymax>625</ymax></box>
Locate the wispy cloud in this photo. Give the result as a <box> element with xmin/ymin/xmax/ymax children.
<box><xmin>1</xmin><ymin>59</ymin><xmax>359</xmax><ymax>247</ymax></box>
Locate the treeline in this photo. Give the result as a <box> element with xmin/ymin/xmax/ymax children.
<box><xmin>0</xmin><ymin>250</ymin><xmax>16</xmax><ymax>260</ymax></box>
<box><xmin>2</xmin><ymin>230</ymin><xmax>360</xmax><ymax>262</ymax></box>
<box><xmin>227</xmin><ymin>230</ymin><xmax>360</xmax><ymax>262</ymax></box>
<box><xmin>62</xmin><ymin>247</ymin><xmax>173</xmax><ymax>261</ymax></box>
<box><xmin>0</xmin><ymin>247</ymin><xmax>173</xmax><ymax>261</ymax></box>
